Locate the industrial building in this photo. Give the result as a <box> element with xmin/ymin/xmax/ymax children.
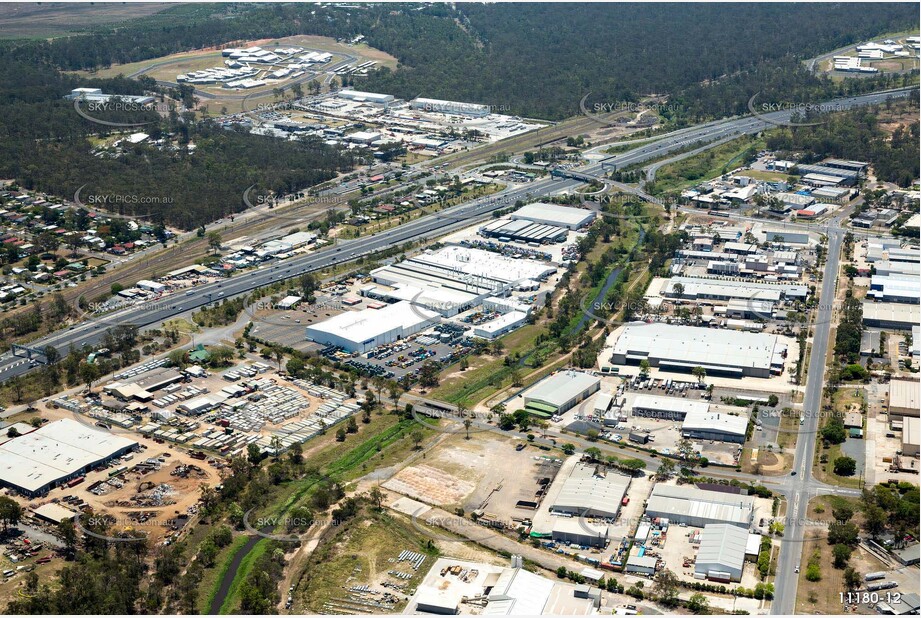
<box><xmin>0</xmin><ymin>419</ymin><xmax>138</xmax><ymax>497</ymax></box>
<box><xmin>511</xmin><ymin>203</ymin><xmax>596</xmax><ymax>230</ymax></box>
<box><xmin>369</xmin><ymin>246</ymin><xmax>554</xmax><ymax>317</ymax></box>
<box><xmin>902</xmin><ymin>417</ymin><xmax>920</xmax><ymax>457</ymax></box>
<box><xmin>337</xmin><ymin>89</ymin><xmax>394</xmax><ymax>106</ymax></box>
<box><xmin>631</xmin><ymin>394</ymin><xmax>709</xmax><ymax>420</ymax></box>
<box><xmin>65</xmin><ymin>88</ymin><xmax>155</xmax><ymax>105</ymax></box>
<box><xmin>522</xmin><ymin>371</ymin><xmax>600</xmax><ymax>416</ymax></box>
<box><xmin>305</xmin><ymin>301</ymin><xmax>439</xmax><ymax>353</ymax></box>
<box><xmin>479</xmin><ymin>218</ymin><xmax>569</xmax><ymax>244</ymax></box>
<box><xmin>694</xmin><ymin>524</ymin><xmax>759</xmax><ymax>583</ymax></box>
<box><xmin>658</xmin><ymin>276</ymin><xmax>808</xmax><ymax>303</ymax></box>
<box><xmin>33</xmin><ymin>503</ymin><xmax>76</xmax><ymax>525</ymax></box>
<box><xmin>625</xmin><ymin>555</ymin><xmax>658</xmax><ymax>576</ymax></box>
<box><xmin>645</xmin><ymin>484</ymin><xmax>755</xmax><ymax>528</ymax></box>
<box><xmin>104</xmin><ymin>367</ymin><xmax>185</xmax><ymax>401</ymax></box>
<box><xmin>360</xmin><ymin>282</ymin><xmax>478</xmax><ymax>318</ymax></box>
<box><xmin>792</xmin><ymin>163</ymin><xmax>858</xmax><ymax>186</ymax></box>
<box><xmin>136</xmin><ymin>279</ymin><xmax>166</xmax><ymax>294</ymax></box>
<box><xmin>408</xmin><ymin>557</ymin><xmax>600</xmax><ymax>615</ymax></box>
<box><xmin>374</xmin><ymin>245</ymin><xmax>554</xmax><ymax>293</ymax></box>
<box><xmin>472</xmin><ymin>311</ymin><xmax>528</xmax><ymax>339</ymax></box>
<box><xmin>609</xmin><ymin>323</ymin><xmax>788</xmax><ymax>378</ymax></box>
<box><xmin>550</xmin><ymin>517</ymin><xmax>610</xmax><ymax>549</ymax></box>
<box><xmin>761</xmin><ymin>230</ymin><xmax>810</xmax><ymax>245</ymax></box>
<box><xmin>681</xmin><ymin>410</ymin><xmax>749</xmax><ymax>443</ymax></box>
<box><xmin>821</xmin><ymin>158</ymin><xmax>868</xmax><ymax>173</ymax></box>
<box><xmin>526</xmin><ymin>456</ymin><xmax>630</xmax><ymax>549</ymax></box>
<box><xmin>410</xmin><ymin>97</ymin><xmax>490</xmax><ymax>117</ymax></box>
<box><xmin>867</xmin><ymin>274</ymin><xmax>921</xmax><ymax>304</ymax></box>
<box><xmin>593</xmin><ymin>392</ymin><xmax>613</xmax><ymax>415</ymax></box>
<box><xmin>862</xmin><ymin>302</ymin><xmax>920</xmax><ymax>331</ymax></box>
<box><xmin>866</xmin><ymin>241</ymin><xmax>920</xmax><ymax>264</ymax></box>
<box><xmin>889</xmin><ymin>380</ymin><xmax>920</xmax><ymax>419</ymax></box>
<box><xmin>872</xmin><ymin>260</ymin><xmax>921</xmax><ymax>277</ymax></box>
<box><xmin>548</xmin><ymin>462</ymin><xmax>630</xmax><ymax>519</ymax></box>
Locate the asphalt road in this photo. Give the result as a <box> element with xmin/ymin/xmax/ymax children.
<box><xmin>771</xmin><ymin>213</ymin><xmax>847</xmax><ymax>615</ymax></box>
<box><xmin>0</xmin><ymin>86</ymin><xmax>913</xmax><ymax>386</ymax></box>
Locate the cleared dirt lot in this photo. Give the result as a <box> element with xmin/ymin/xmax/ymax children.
<box><xmin>382</xmin><ymin>433</ymin><xmax>563</xmax><ymax>524</ymax></box>
<box><xmin>9</xmin><ymin>402</ymin><xmax>223</xmax><ymax>544</ymax></box>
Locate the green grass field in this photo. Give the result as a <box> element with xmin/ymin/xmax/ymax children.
<box><xmin>0</xmin><ymin>3</ymin><xmax>178</xmax><ymax>39</ymax></box>
<box><xmin>296</xmin><ymin>508</ymin><xmax>439</xmax><ymax>614</ymax></box>
<box><xmin>650</xmin><ymin>136</ymin><xmax>765</xmax><ymax>195</ymax></box>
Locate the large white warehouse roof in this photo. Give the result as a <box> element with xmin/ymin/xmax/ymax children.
<box><xmin>632</xmin><ymin>394</ymin><xmax>709</xmax><ymax>417</ymax></box>
<box><xmin>524</xmin><ymin>371</ymin><xmax>600</xmax><ymax>409</ymax></box>
<box><xmin>646</xmin><ymin>484</ymin><xmax>755</xmax><ymax>527</ymax></box>
<box><xmin>682</xmin><ymin>410</ymin><xmax>749</xmax><ymax>437</ymax></box>
<box><xmin>306</xmin><ymin>301</ymin><xmax>438</xmax><ymax>352</ymax></box>
<box><xmin>550</xmin><ymin>462</ymin><xmax>631</xmax><ymax>518</ymax></box>
<box><xmin>0</xmin><ymin>419</ymin><xmax>138</xmax><ymax>495</ymax></box>
<box><xmin>512</xmin><ymin>203</ymin><xmax>596</xmax><ymax>229</ymax></box>
<box><xmin>610</xmin><ymin>322</ymin><xmax>787</xmax><ymax>377</ymax></box>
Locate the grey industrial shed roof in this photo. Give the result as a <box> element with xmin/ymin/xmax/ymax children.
<box><xmin>551</xmin><ymin>463</ymin><xmax>630</xmax><ymax>517</ymax></box>
<box><xmin>524</xmin><ymin>371</ymin><xmax>600</xmax><ymax>409</ymax></box>
<box><xmin>682</xmin><ymin>410</ymin><xmax>749</xmax><ymax>437</ymax></box>
<box><xmin>611</xmin><ymin>323</ymin><xmax>786</xmax><ymax>374</ymax></box>
<box><xmin>695</xmin><ymin>524</ymin><xmax>749</xmax><ymax>572</ymax></box>
<box><xmin>0</xmin><ymin>419</ymin><xmax>137</xmax><ymax>494</ymax></box>
<box><xmin>646</xmin><ymin>484</ymin><xmax>755</xmax><ymax>526</ymax></box>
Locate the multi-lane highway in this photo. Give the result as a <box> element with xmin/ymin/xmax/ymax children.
<box><xmin>0</xmin><ymin>85</ymin><xmax>914</xmax><ymax>385</ymax></box>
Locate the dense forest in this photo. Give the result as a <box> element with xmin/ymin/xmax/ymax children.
<box><xmin>0</xmin><ymin>60</ymin><xmax>357</xmax><ymax>229</ymax></box>
<box><xmin>1</xmin><ymin>3</ymin><xmax>917</xmax><ymax>121</ymax></box>
<box><xmin>766</xmin><ymin>98</ymin><xmax>920</xmax><ymax>186</ymax></box>
<box><xmin>365</xmin><ymin>3</ymin><xmax>919</xmax><ymax>120</ymax></box>
<box><xmin>0</xmin><ymin>3</ymin><xmax>916</xmax><ymax>225</ymax></box>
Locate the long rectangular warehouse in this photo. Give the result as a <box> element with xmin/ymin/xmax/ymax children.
<box><xmin>410</xmin><ymin>97</ymin><xmax>490</xmax><ymax>117</ymax></box>
<box><xmin>681</xmin><ymin>410</ymin><xmax>749</xmax><ymax>443</ymax></box>
<box><xmin>862</xmin><ymin>302</ymin><xmax>920</xmax><ymax>331</ymax></box>
<box><xmin>371</xmin><ymin>246</ymin><xmax>556</xmax><ymax>299</ymax></box>
<box><xmin>659</xmin><ymin>276</ymin><xmax>808</xmax><ymax>302</ymax></box>
<box><xmin>511</xmin><ymin>203</ymin><xmax>596</xmax><ymax>230</ymax></box>
<box><xmin>523</xmin><ymin>371</ymin><xmax>600</xmax><ymax>416</ymax></box>
<box><xmin>645</xmin><ymin>484</ymin><xmax>755</xmax><ymax>528</ymax></box>
<box><xmin>305</xmin><ymin>301</ymin><xmax>439</xmax><ymax>353</ymax></box>
<box><xmin>0</xmin><ymin>419</ymin><xmax>138</xmax><ymax>497</ymax></box>
<box><xmin>694</xmin><ymin>524</ymin><xmax>752</xmax><ymax>582</ymax></box>
<box><xmin>549</xmin><ymin>462</ymin><xmax>631</xmax><ymax>519</ymax></box>
<box><xmin>632</xmin><ymin>394</ymin><xmax>710</xmax><ymax>420</ymax></box>
<box><xmin>610</xmin><ymin>323</ymin><xmax>788</xmax><ymax>378</ymax></box>
<box><xmin>479</xmin><ymin>219</ymin><xmax>569</xmax><ymax>244</ymax></box>
<box><xmin>868</xmin><ymin>274</ymin><xmax>920</xmax><ymax>304</ymax></box>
